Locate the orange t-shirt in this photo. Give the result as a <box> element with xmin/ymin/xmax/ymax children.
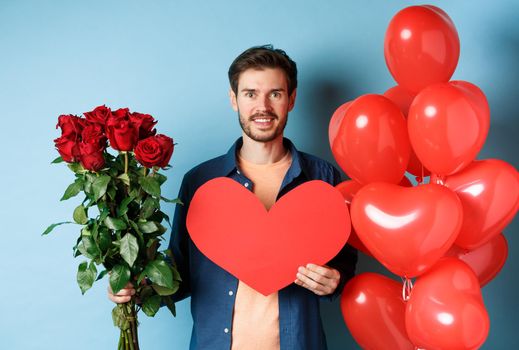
<box><xmin>231</xmin><ymin>150</ymin><xmax>292</xmax><ymax>350</ymax></box>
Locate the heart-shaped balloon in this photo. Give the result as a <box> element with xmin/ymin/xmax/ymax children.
<box><xmin>408</xmin><ymin>81</ymin><xmax>490</xmax><ymax>176</ymax></box>
<box><xmin>446</xmin><ymin>233</ymin><xmax>508</xmax><ymax>287</ymax></box>
<box><xmin>351</xmin><ymin>182</ymin><xmax>462</xmax><ymax>277</ymax></box>
<box><xmin>341</xmin><ymin>273</ymin><xmax>414</xmax><ymax>350</ymax></box>
<box><xmin>406</xmin><ymin>258</ymin><xmax>489</xmax><ymax>350</ymax></box>
<box><xmin>186</xmin><ymin>178</ymin><xmax>350</xmax><ymax>296</ymax></box>
<box><xmin>384</xmin><ymin>5</ymin><xmax>460</xmax><ymax>93</ymax></box>
<box><xmin>331</xmin><ymin>94</ymin><xmax>411</xmax><ymax>185</ymax></box>
<box><xmin>436</xmin><ymin>159</ymin><xmax>519</xmax><ymax>249</ymax></box>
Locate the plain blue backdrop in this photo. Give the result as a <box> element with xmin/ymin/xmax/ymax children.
<box><xmin>1</xmin><ymin>0</ymin><xmax>518</xmax><ymax>349</ymax></box>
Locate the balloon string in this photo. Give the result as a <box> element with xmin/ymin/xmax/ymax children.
<box><xmin>401</xmin><ymin>277</ymin><xmax>414</xmax><ymax>301</ymax></box>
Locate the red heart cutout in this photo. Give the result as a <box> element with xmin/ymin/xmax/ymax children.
<box><xmin>351</xmin><ymin>183</ymin><xmax>462</xmax><ymax>277</ymax></box>
<box><xmin>406</xmin><ymin>258</ymin><xmax>489</xmax><ymax>350</ymax></box>
<box><xmin>341</xmin><ymin>273</ymin><xmax>414</xmax><ymax>350</ymax></box>
<box><xmin>437</xmin><ymin>159</ymin><xmax>519</xmax><ymax>250</ymax></box>
<box><xmin>186</xmin><ymin>177</ymin><xmax>351</xmax><ymax>296</ymax></box>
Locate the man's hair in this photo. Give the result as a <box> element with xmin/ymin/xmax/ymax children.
<box><xmin>228</xmin><ymin>44</ymin><xmax>298</xmax><ymax>95</ymax></box>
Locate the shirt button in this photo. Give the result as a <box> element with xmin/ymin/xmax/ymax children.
<box><xmin>224</xmin><ymin>328</ymin><xmax>229</xmax><ymax>334</ymax></box>
<box><xmin>237</xmin><ymin>170</ymin><xmax>241</xmax><ymax>174</ymax></box>
<box><xmin>244</xmin><ymin>182</ymin><xmax>249</xmax><ymax>188</ymax></box>
<box><xmin>228</xmin><ymin>290</ymin><xmax>234</xmax><ymax>296</ymax></box>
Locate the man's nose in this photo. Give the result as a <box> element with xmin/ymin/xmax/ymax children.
<box><xmin>256</xmin><ymin>94</ymin><xmax>272</xmax><ymax>112</ymax></box>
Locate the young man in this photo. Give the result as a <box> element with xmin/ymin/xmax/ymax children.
<box><xmin>109</xmin><ymin>45</ymin><xmax>357</xmax><ymax>350</ymax></box>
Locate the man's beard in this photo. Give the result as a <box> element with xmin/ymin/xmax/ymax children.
<box><xmin>238</xmin><ymin>110</ymin><xmax>288</xmax><ymax>142</ymax></box>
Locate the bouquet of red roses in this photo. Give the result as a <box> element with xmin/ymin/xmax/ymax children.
<box><xmin>44</xmin><ymin>105</ymin><xmax>181</xmax><ymax>350</ymax></box>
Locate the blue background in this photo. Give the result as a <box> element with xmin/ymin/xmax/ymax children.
<box><xmin>1</xmin><ymin>0</ymin><xmax>518</xmax><ymax>349</ymax></box>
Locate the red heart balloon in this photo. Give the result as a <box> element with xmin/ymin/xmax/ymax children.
<box><xmin>350</xmin><ymin>182</ymin><xmax>462</xmax><ymax>277</ymax></box>
<box><xmin>328</xmin><ymin>101</ymin><xmax>352</xmax><ymax>148</ymax></box>
<box><xmin>384</xmin><ymin>5</ymin><xmax>460</xmax><ymax>93</ymax></box>
<box><xmin>331</xmin><ymin>94</ymin><xmax>411</xmax><ymax>185</ymax></box>
<box><xmin>186</xmin><ymin>178</ymin><xmax>350</xmax><ymax>296</ymax></box>
<box><xmin>341</xmin><ymin>273</ymin><xmax>414</xmax><ymax>350</ymax></box>
<box><xmin>446</xmin><ymin>233</ymin><xmax>508</xmax><ymax>287</ymax></box>
<box><xmin>436</xmin><ymin>159</ymin><xmax>519</xmax><ymax>249</ymax></box>
<box><xmin>408</xmin><ymin>81</ymin><xmax>490</xmax><ymax>176</ymax></box>
<box><xmin>406</xmin><ymin>258</ymin><xmax>490</xmax><ymax>350</ymax></box>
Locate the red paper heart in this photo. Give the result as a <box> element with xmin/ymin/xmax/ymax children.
<box><xmin>186</xmin><ymin>177</ymin><xmax>351</xmax><ymax>296</ymax></box>
<box><xmin>351</xmin><ymin>183</ymin><xmax>462</xmax><ymax>277</ymax></box>
<box><xmin>341</xmin><ymin>273</ymin><xmax>414</xmax><ymax>350</ymax></box>
<box><xmin>406</xmin><ymin>258</ymin><xmax>489</xmax><ymax>350</ymax></box>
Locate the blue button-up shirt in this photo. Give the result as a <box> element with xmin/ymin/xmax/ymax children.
<box><xmin>169</xmin><ymin>137</ymin><xmax>357</xmax><ymax>350</ymax></box>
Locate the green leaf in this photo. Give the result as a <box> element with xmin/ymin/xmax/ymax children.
<box><xmin>154</xmin><ymin>172</ymin><xmax>167</xmax><ymax>185</ymax></box>
<box><xmin>161</xmin><ymin>197</ymin><xmax>183</xmax><ymax>204</ymax></box>
<box><xmin>112</xmin><ymin>304</ymin><xmax>130</xmax><ymax>330</ymax></box>
<box><xmin>42</xmin><ymin>221</ymin><xmax>73</xmax><ymax>236</ymax></box>
<box><xmin>51</xmin><ymin>156</ymin><xmax>64</xmax><ymax>164</ymax></box>
<box><xmin>144</xmin><ymin>260</ymin><xmax>174</xmax><ymax>289</ymax></box>
<box><xmin>60</xmin><ymin>179</ymin><xmax>83</xmax><ymax>201</ymax></box>
<box><xmin>139</xmin><ymin>176</ymin><xmax>161</xmax><ymax>197</ymax></box>
<box><xmin>120</xmin><ymin>233</ymin><xmax>139</xmax><ymax>267</ymax></box>
<box><xmin>140</xmin><ymin>197</ymin><xmax>158</xmax><ymax>219</ymax></box>
<box><xmin>139</xmin><ymin>221</ymin><xmax>159</xmax><ymax>234</ymax></box>
<box><xmin>163</xmin><ymin>296</ymin><xmax>176</xmax><ymax>317</ymax></box>
<box><xmin>97</xmin><ymin>228</ymin><xmax>112</xmax><ymax>251</ymax></box>
<box><xmin>141</xmin><ymin>295</ymin><xmax>161</xmax><ymax>317</ymax></box>
<box><xmin>78</xmin><ymin>235</ymin><xmax>100</xmax><ymax>259</ymax></box>
<box><xmin>107</xmin><ymin>186</ymin><xmax>116</xmax><ymax>201</ymax></box>
<box><xmin>92</xmin><ymin>174</ymin><xmax>111</xmax><ymax>201</ymax></box>
<box><xmin>73</xmin><ymin>204</ymin><xmax>88</xmax><ymax>225</ymax></box>
<box><xmin>117</xmin><ymin>173</ymin><xmax>131</xmax><ymax>187</ymax></box>
<box><xmin>117</xmin><ymin>196</ymin><xmax>134</xmax><ymax>217</ymax></box>
<box><xmin>109</xmin><ymin>264</ymin><xmax>131</xmax><ymax>294</ymax></box>
<box><xmin>77</xmin><ymin>261</ymin><xmax>97</xmax><ymax>294</ymax></box>
<box><xmin>96</xmin><ymin>269</ymin><xmax>109</xmax><ymax>281</ymax></box>
<box><xmin>152</xmin><ymin>283</ymin><xmax>178</xmax><ymax>296</ymax></box>
<box><xmin>104</xmin><ymin>216</ymin><xmax>127</xmax><ymax>230</ymax></box>
<box><xmin>67</xmin><ymin>162</ymin><xmax>86</xmax><ymax>174</ymax></box>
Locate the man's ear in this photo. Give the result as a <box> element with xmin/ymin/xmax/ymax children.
<box><xmin>229</xmin><ymin>88</ymin><xmax>238</xmax><ymax>112</ymax></box>
<box><xmin>288</xmin><ymin>89</ymin><xmax>297</xmax><ymax>112</ymax></box>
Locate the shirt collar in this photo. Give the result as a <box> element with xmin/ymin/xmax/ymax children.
<box><xmin>221</xmin><ymin>137</ymin><xmax>307</xmax><ymax>181</ymax></box>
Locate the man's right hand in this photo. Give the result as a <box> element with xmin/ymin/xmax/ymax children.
<box><xmin>107</xmin><ymin>282</ymin><xmax>135</xmax><ymax>303</ymax></box>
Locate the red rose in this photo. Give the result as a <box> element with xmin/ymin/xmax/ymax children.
<box><xmin>106</xmin><ymin>110</ymin><xmax>139</xmax><ymax>151</ymax></box>
<box><xmin>54</xmin><ymin>135</ymin><xmax>80</xmax><ymax>162</ymax></box>
<box><xmin>82</xmin><ymin>123</ymin><xmax>107</xmax><ymax>149</ymax></box>
<box><xmin>84</xmin><ymin>105</ymin><xmax>111</xmax><ymax>128</ymax></box>
<box><xmin>56</xmin><ymin>114</ymin><xmax>85</xmax><ymax>139</ymax></box>
<box><xmin>130</xmin><ymin>112</ymin><xmax>157</xmax><ymax>140</ymax></box>
<box><xmin>134</xmin><ymin>134</ymin><xmax>174</xmax><ymax>168</ymax></box>
<box><xmin>79</xmin><ymin>142</ymin><xmax>105</xmax><ymax>172</ymax></box>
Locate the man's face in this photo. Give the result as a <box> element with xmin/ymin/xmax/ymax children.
<box><xmin>230</xmin><ymin>68</ymin><xmax>296</xmax><ymax>143</ymax></box>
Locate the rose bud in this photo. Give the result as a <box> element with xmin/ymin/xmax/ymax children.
<box><xmin>84</xmin><ymin>105</ymin><xmax>112</xmax><ymax>129</ymax></box>
<box><xmin>79</xmin><ymin>142</ymin><xmax>105</xmax><ymax>172</ymax></box>
<box><xmin>81</xmin><ymin>123</ymin><xmax>107</xmax><ymax>149</ymax></box>
<box><xmin>134</xmin><ymin>134</ymin><xmax>174</xmax><ymax>168</ymax></box>
<box><xmin>54</xmin><ymin>136</ymin><xmax>80</xmax><ymax>163</ymax></box>
<box><xmin>106</xmin><ymin>110</ymin><xmax>139</xmax><ymax>151</ymax></box>
<box><xmin>130</xmin><ymin>112</ymin><xmax>157</xmax><ymax>140</ymax></box>
<box><xmin>56</xmin><ymin>114</ymin><xmax>85</xmax><ymax>139</ymax></box>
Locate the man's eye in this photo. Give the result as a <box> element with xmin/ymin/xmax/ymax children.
<box><xmin>245</xmin><ymin>92</ymin><xmax>254</xmax><ymax>98</ymax></box>
<box><xmin>271</xmin><ymin>92</ymin><xmax>281</xmax><ymax>98</ymax></box>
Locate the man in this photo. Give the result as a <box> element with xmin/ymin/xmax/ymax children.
<box><xmin>109</xmin><ymin>45</ymin><xmax>357</xmax><ymax>349</ymax></box>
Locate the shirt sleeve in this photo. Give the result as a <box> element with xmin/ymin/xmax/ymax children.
<box><xmin>324</xmin><ymin>164</ymin><xmax>358</xmax><ymax>301</ymax></box>
<box><xmin>168</xmin><ymin>174</ymin><xmax>192</xmax><ymax>302</ymax></box>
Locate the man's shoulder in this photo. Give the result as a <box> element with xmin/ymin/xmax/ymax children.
<box><xmin>295</xmin><ymin>150</ymin><xmax>342</xmax><ymax>184</ymax></box>
<box><xmin>181</xmin><ymin>153</ymin><xmax>231</xmax><ymax>191</ymax></box>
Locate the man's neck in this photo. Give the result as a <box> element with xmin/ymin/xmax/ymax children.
<box><xmin>239</xmin><ymin>133</ymin><xmax>287</xmax><ymax>165</ymax></box>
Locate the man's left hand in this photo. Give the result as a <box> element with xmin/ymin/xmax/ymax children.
<box><xmin>295</xmin><ymin>263</ymin><xmax>341</xmax><ymax>296</ymax></box>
